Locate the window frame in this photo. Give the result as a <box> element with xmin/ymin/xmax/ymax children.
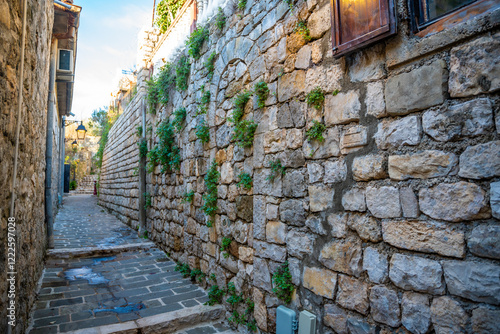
<box><xmin>409</xmin><ymin>0</ymin><xmax>479</xmax><ymax>31</ymax></box>
<box><xmin>330</xmin><ymin>0</ymin><xmax>397</xmax><ymax>57</ymax></box>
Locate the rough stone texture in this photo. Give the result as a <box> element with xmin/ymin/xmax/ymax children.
<box><xmin>375</xmin><ymin>116</ymin><xmax>422</xmax><ymax>150</ymax></box>
<box><xmin>472</xmin><ymin>307</ymin><xmax>500</xmax><ymax>334</ymax></box>
<box><xmin>422</xmin><ymin>98</ymin><xmax>494</xmax><ymax>141</ymax></box>
<box><xmin>278</xmin><ymin>70</ymin><xmax>306</xmax><ymax>102</ymax></box>
<box><xmin>363</xmin><ymin>247</ymin><xmax>388</xmax><ymax>284</ymax></box>
<box><xmin>443</xmin><ymin>261</ymin><xmax>500</xmax><ymax>305</ymax></box>
<box><xmin>458</xmin><ymin>141</ymin><xmax>500</xmax><ymax>179</ymax></box>
<box><xmin>388</xmin><ymin>150</ymin><xmax>458</xmax><ymax>180</ymax></box>
<box><xmin>389</xmin><ymin>254</ymin><xmax>445</xmax><ymax>294</ymax></box>
<box><xmin>286</xmin><ymin>230</ymin><xmax>314</xmax><ymax>259</ymax></box>
<box><xmin>430</xmin><ymin>296</ymin><xmax>468</xmax><ymax>334</ymax></box>
<box><xmin>347</xmin><ymin>318</ymin><xmax>377</xmax><ymax>334</ymax></box>
<box><xmin>325</xmin><ymin>90</ymin><xmax>361</xmax><ymax>125</ymax></box>
<box><xmin>449</xmin><ymin>35</ymin><xmax>500</xmax><ymax>97</ymax></box>
<box><xmin>400</xmin><ymin>187</ymin><xmax>420</xmax><ymax>218</ymax></box>
<box><xmin>324</xmin><ymin>304</ymin><xmax>348</xmax><ymax>334</ymax></box>
<box><xmin>324</xmin><ymin>159</ymin><xmax>347</xmax><ymax>184</ymax></box>
<box><xmin>336</xmin><ymin>275</ymin><xmax>370</xmax><ymax>315</ymax></box>
<box><xmin>370</xmin><ymin>285</ymin><xmax>401</xmax><ymax>327</ymax></box>
<box><xmin>402</xmin><ymin>292</ymin><xmax>431</xmax><ymax>334</ymax></box>
<box><xmin>328</xmin><ymin>213</ymin><xmax>348</xmax><ymax>238</ymax></box>
<box><xmin>348</xmin><ymin>214</ymin><xmax>381</xmax><ymax>242</ymax></box>
<box><xmin>366</xmin><ymin>186</ymin><xmax>401</xmax><ymax>218</ymax></box>
<box><xmin>382</xmin><ymin>220</ymin><xmax>465</xmax><ymax>258</ymax></box>
<box><xmin>340</xmin><ymin>125</ymin><xmax>368</xmax><ymax>154</ymax></box>
<box><xmin>491</xmin><ymin>181</ymin><xmax>500</xmax><ymax>220</ymax></box>
<box><xmin>253</xmin><ymin>257</ymin><xmax>272</xmax><ymax>292</ymax></box>
<box><xmin>253</xmin><ymin>288</ymin><xmax>268</xmax><ymax>331</ymax></box>
<box><xmin>366</xmin><ymin>81</ymin><xmax>387</xmax><ymax>118</ymax></box>
<box><xmin>320</xmin><ymin>236</ymin><xmax>363</xmax><ymax>277</ymax></box>
<box><xmin>280</xmin><ymin>199</ymin><xmax>306</xmax><ymax>226</ymax></box>
<box><xmin>307</xmin><ymin>3</ymin><xmax>331</xmax><ymax>38</ymax></box>
<box><xmin>266</xmin><ymin>221</ymin><xmax>287</xmax><ymax>245</ymax></box>
<box><xmin>419</xmin><ymin>182</ymin><xmax>490</xmax><ymax>222</ymax></box>
<box><xmin>468</xmin><ymin>224</ymin><xmax>500</xmax><ymax>259</ymax></box>
<box><xmin>342</xmin><ymin>188</ymin><xmax>366</xmax><ymax>212</ymax></box>
<box><xmin>303</xmin><ymin>267</ymin><xmax>337</xmax><ymax>299</ymax></box>
<box><xmin>0</xmin><ymin>1</ymin><xmax>54</xmax><ymax>331</ymax></box>
<box><xmin>347</xmin><ymin>45</ymin><xmax>385</xmax><ymax>82</ymax></box>
<box><xmin>385</xmin><ymin>60</ymin><xmax>447</xmax><ymax>115</ymax></box>
<box><xmin>308</xmin><ymin>185</ymin><xmax>334</xmax><ymax>212</ymax></box>
<box><xmin>352</xmin><ymin>155</ymin><xmax>387</xmax><ymax>181</ymax></box>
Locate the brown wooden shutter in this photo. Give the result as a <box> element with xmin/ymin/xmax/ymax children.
<box><xmin>330</xmin><ymin>0</ymin><xmax>397</xmax><ymax>57</ymax></box>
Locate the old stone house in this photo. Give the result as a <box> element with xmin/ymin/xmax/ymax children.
<box><xmin>98</xmin><ymin>0</ymin><xmax>500</xmax><ymax>332</ymax></box>
<box><xmin>0</xmin><ymin>0</ymin><xmax>81</xmax><ymax>332</ymax></box>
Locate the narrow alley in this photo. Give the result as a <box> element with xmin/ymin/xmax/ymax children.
<box><xmin>28</xmin><ymin>195</ymin><xmax>233</xmax><ymax>334</ymax></box>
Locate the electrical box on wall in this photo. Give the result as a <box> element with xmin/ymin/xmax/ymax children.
<box><xmin>298</xmin><ymin>310</ymin><xmax>317</xmax><ymax>334</ymax></box>
<box><xmin>276</xmin><ymin>305</ymin><xmax>297</xmax><ymax>334</ymax></box>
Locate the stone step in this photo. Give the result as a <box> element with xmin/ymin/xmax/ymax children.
<box><xmin>47</xmin><ymin>242</ymin><xmax>156</xmax><ymax>259</ymax></box>
<box><xmin>64</xmin><ymin>304</ymin><xmax>225</xmax><ymax>334</ymax></box>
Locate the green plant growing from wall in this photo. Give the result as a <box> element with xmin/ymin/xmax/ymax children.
<box><xmin>272</xmin><ymin>261</ymin><xmax>294</xmax><ymax>303</ymax></box>
<box><xmin>267</xmin><ymin>159</ymin><xmax>286</xmax><ymax>182</ymax></box>
<box><xmin>148</xmin><ymin>120</ymin><xmax>181</xmax><ymax>173</ymax></box>
<box><xmin>172</xmin><ymin>107</ymin><xmax>187</xmax><ymax>132</ymax></box>
<box><xmin>175</xmin><ymin>55</ymin><xmax>190</xmax><ymax>91</ymax></box>
<box><xmin>332</xmin><ymin>89</ymin><xmax>339</xmax><ymax>96</ymax></box>
<box><xmin>204</xmin><ymin>51</ymin><xmax>216</xmax><ymax>80</ymax></box>
<box><xmin>146</xmin><ymin>78</ymin><xmax>160</xmax><ymax>113</ymax></box>
<box><xmin>202</xmin><ymin>161</ymin><xmax>220</xmax><ymax>225</ymax></box>
<box><xmin>157</xmin><ymin>62</ymin><xmax>176</xmax><ymax>104</ymax></box>
<box><xmin>69</xmin><ymin>180</ymin><xmax>77</xmax><ymax>191</ymax></box>
<box><xmin>295</xmin><ymin>20</ymin><xmax>311</xmax><ymax>42</ymax></box>
<box><xmin>174</xmin><ymin>262</ymin><xmax>191</xmax><ymax>277</ymax></box>
<box><xmin>283</xmin><ymin>0</ymin><xmax>294</xmax><ymax>9</ymax></box>
<box><xmin>197</xmin><ymin>85</ymin><xmax>211</xmax><ymax>115</ymax></box>
<box><xmin>205</xmin><ymin>284</ymin><xmax>225</xmax><ymax>306</ymax></box>
<box><xmin>136</xmin><ymin>125</ymin><xmax>143</xmax><ymax>137</ymax></box>
<box><xmin>221</xmin><ymin>237</ymin><xmax>232</xmax><ymax>258</ymax></box>
<box><xmin>186</xmin><ymin>25</ymin><xmax>209</xmax><ymax>59</ymax></box>
<box><xmin>146</xmin><ymin>147</ymin><xmax>159</xmax><ymax>173</ymax></box>
<box><xmin>306</xmin><ymin>120</ymin><xmax>326</xmax><ymax>142</ymax></box>
<box><xmin>237</xmin><ymin>172</ymin><xmax>253</xmax><ymax>190</ymax></box>
<box><xmin>238</xmin><ymin>0</ymin><xmax>247</xmax><ymax>10</ymax></box>
<box><xmin>306</xmin><ymin>87</ymin><xmax>325</xmax><ymax>110</ymax></box>
<box><xmin>144</xmin><ymin>192</ymin><xmax>152</xmax><ymax>209</ymax></box>
<box><xmin>181</xmin><ymin>190</ymin><xmax>195</xmax><ymax>203</ymax></box>
<box><xmin>138</xmin><ymin>140</ymin><xmax>148</xmax><ymax>158</ymax></box>
<box><xmin>155</xmin><ymin>0</ymin><xmax>187</xmax><ymax>33</ymax></box>
<box><xmin>215</xmin><ymin>7</ymin><xmax>226</xmax><ymax>31</ymax></box>
<box><xmin>229</xmin><ymin>91</ymin><xmax>257</xmax><ymax>148</ymax></box>
<box><xmin>190</xmin><ymin>269</ymin><xmax>206</xmax><ymax>282</ymax></box>
<box><xmin>254</xmin><ymin>81</ymin><xmax>269</xmax><ymax>108</ymax></box>
<box><xmin>196</xmin><ymin>120</ymin><xmax>210</xmax><ymax>143</ymax></box>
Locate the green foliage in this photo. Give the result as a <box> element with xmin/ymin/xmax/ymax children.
<box><xmin>221</xmin><ymin>237</ymin><xmax>232</xmax><ymax>258</ymax></box>
<box><xmin>181</xmin><ymin>190</ymin><xmax>195</xmax><ymax>203</ymax></box>
<box><xmin>306</xmin><ymin>120</ymin><xmax>326</xmax><ymax>142</ymax></box>
<box><xmin>215</xmin><ymin>7</ymin><xmax>226</xmax><ymax>31</ymax></box>
<box><xmin>254</xmin><ymin>81</ymin><xmax>269</xmax><ymax>108</ymax></box>
<box><xmin>205</xmin><ymin>284</ymin><xmax>224</xmax><ymax>306</ymax></box>
<box><xmin>229</xmin><ymin>91</ymin><xmax>257</xmax><ymax>147</ymax></box>
<box><xmin>174</xmin><ymin>262</ymin><xmax>191</xmax><ymax>277</ymax></box>
<box><xmin>306</xmin><ymin>87</ymin><xmax>325</xmax><ymax>110</ymax></box>
<box><xmin>197</xmin><ymin>85</ymin><xmax>211</xmax><ymax>115</ymax></box>
<box><xmin>202</xmin><ymin>161</ymin><xmax>220</xmax><ymax>220</ymax></box>
<box><xmin>186</xmin><ymin>26</ymin><xmax>209</xmax><ymax>59</ymax></box>
<box><xmin>172</xmin><ymin>107</ymin><xmax>187</xmax><ymax>132</ymax></box>
<box><xmin>136</xmin><ymin>125</ymin><xmax>143</xmax><ymax>137</ymax></box>
<box><xmin>90</xmin><ymin>107</ymin><xmax>119</xmax><ymax>169</ymax></box>
<box><xmin>238</xmin><ymin>0</ymin><xmax>247</xmax><ymax>10</ymax></box>
<box><xmin>283</xmin><ymin>0</ymin><xmax>294</xmax><ymax>9</ymax></box>
<box><xmin>175</xmin><ymin>55</ymin><xmax>190</xmax><ymax>91</ymax></box>
<box><xmin>272</xmin><ymin>261</ymin><xmax>294</xmax><ymax>303</ymax></box>
<box><xmin>295</xmin><ymin>20</ymin><xmax>311</xmax><ymax>41</ymax></box>
<box><xmin>155</xmin><ymin>0</ymin><xmax>187</xmax><ymax>33</ymax></box>
<box><xmin>204</xmin><ymin>52</ymin><xmax>216</xmax><ymax>80</ymax></box>
<box><xmin>332</xmin><ymin>89</ymin><xmax>339</xmax><ymax>96</ymax></box>
<box><xmin>229</xmin><ymin>90</ymin><xmax>252</xmax><ymax>124</ymax></box>
<box><xmin>138</xmin><ymin>139</ymin><xmax>148</xmax><ymax>158</ymax></box>
<box><xmin>190</xmin><ymin>269</ymin><xmax>206</xmax><ymax>282</ymax></box>
<box><xmin>144</xmin><ymin>192</ymin><xmax>152</xmax><ymax>209</ymax></box>
<box><xmin>146</xmin><ymin>78</ymin><xmax>160</xmax><ymax>113</ymax></box>
<box><xmin>267</xmin><ymin>159</ymin><xmax>286</xmax><ymax>182</ymax></box>
<box><xmin>196</xmin><ymin>120</ymin><xmax>210</xmax><ymax>143</ymax></box>
<box><xmin>148</xmin><ymin>120</ymin><xmax>181</xmax><ymax>173</ymax></box>
<box><xmin>237</xmin><ymin>172</ymin><xmax>253</xmax><ymax>190</ymax></box>
<box><xmin>69</xmin><ymin>180</ymin><xmax>77</xmax><ymax>191</ymax></box>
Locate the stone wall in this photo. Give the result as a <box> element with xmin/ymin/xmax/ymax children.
<box><xmin>99</xmin><ymin>0</ymin><xmax>500</xmax><ymax>332</ymax></box>
<box><xmin>0</xmin><ymin>0</ymin><xmax>54</xmax><ymax>332</ymax></box>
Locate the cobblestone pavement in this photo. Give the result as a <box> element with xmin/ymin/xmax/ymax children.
<box><xmin>53</xmin><ymin>195</ymin><xmax>146</xmax><ymax>249</ymax></box>
<box><xmin>29</xmin><ymin>195</ymin><xmax>230</xmax><ymax>333</ymax></box>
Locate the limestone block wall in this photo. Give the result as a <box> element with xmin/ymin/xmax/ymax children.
<box><xmin>0</xmin><ymin>0</ymin><xmax>54</xmax><ymax>332</ymax></box>
<box><xmin>99</xmin><ymin>0</ymin><xmax>500</xmax><ymax>332</ymax></box>
<box><xmin>99</xmin><ymin>75</ymin><xmax>148</xmax><ymax>226</ymax></box>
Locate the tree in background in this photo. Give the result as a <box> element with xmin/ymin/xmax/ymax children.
<box><xmin>155</xmin><ymin>0</ymin><xmax>187</xmax><ymax>33</ymax></box>
<box><xmin>88</xmin><ymin>106</ymin><xmax>120</xmax><ymax>168</ymax></box>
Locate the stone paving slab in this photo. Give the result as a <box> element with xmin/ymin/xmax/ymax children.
<box><xmin>53</xmin><ymin>195</ymin><xmax>147</xmax><ymax>249</ymax></box>
<box><xmin>29</xmin><ymin>249</ymin><xmax>213</xmax><ymax>333</ymax></box>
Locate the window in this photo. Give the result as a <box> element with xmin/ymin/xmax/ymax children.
<box><xmin>412</xmin><ymin>0</ymin><xmax>477</xmax><ymax>29</ymax></box>
<box><xmin>330</xmin><ymin>0</ymin><xmax>397</xmax><ymax>57</ymax></box>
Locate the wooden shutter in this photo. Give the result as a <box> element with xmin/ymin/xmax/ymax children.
<box><xmin>330</xmin><ymin>0</ymin><xmax>397</xmax><ymax>57</ymax></box>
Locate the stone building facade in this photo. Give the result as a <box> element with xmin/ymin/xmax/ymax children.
<box><xmin>0</xmin><ymin>0</ymin><xmax>53</xmax><ymax>332</ymax></box>
<box><xmin>99</xmin><ymin>0</ymin><xmax>500</xmax><ymax>332</ymax></box>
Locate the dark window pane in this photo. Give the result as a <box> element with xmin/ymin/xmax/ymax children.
<box><xmin>420</xmin><ymin>0</ymin><xmax>475</xmax><ymax>24</ymax></box>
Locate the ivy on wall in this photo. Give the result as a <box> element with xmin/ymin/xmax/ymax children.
<box><xmin>155</xmin><ymin>0</ymin><xmax>187</xmax><ymax>33</ymax></box>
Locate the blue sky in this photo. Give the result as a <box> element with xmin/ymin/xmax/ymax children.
<box><xmin>72</xmin><ymin>0</ymin><xmax>153</xmax><ymax>120</ymax></box>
